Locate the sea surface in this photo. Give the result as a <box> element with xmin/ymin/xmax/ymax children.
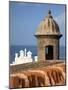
<box><xmin>10</xmin><ymin>46</ymin><xmax>66</xmax><ymax>63</ymax></box>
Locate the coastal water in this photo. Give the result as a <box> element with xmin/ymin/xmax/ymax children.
<box><xmin>10</xmin><ymin>46</ymin><xmax>66</xmax><ymax>63</ymax></box>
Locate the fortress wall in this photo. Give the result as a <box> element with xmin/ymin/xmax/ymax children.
<box><xmin>9</xmin><ymin>63</ymin><xmax>65</xmax><ymax>89</ymax></box>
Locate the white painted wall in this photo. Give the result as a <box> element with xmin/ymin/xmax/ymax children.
<box><xmin>10</xmin><ymin>48</ymin><xmax>38</xmax><ymax>65</ymax></box>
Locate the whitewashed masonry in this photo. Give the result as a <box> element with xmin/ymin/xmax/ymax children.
<box><xmin>10</xmin><ymin>48</ymin><xmax>38</xmax><ymax>65</ymax></box>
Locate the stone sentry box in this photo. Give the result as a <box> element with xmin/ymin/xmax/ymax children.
<box><xmin>35</xmin><ymin>10</ymin><xmax>62</xmax><ymax>61</ymax></box>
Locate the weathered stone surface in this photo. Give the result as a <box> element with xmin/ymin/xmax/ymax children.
<box><xmin>35</xmin><ymin>11</ymin><xmax>62</xmax><ymax>62</ymax></box>
<box><xmin>9</xmin><ymin>62</ymin><xmax>66</xmax><ymax>89</ymax></box>
<box><xmin>35</xmin><ymin>10</ymin><xmax>61</xmax><ymax>36</ymax></box>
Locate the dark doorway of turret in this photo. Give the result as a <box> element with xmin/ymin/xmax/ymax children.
<box><xmin>45</xmin><ymin>45</ymin><xmax>53</xmax><ymax>60</ymax></box>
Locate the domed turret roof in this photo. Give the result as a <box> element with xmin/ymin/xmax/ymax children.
<box><xmin>35</xmin><ymin>10</ymin><xmax>62</xmax><ymax>36</ymax></box>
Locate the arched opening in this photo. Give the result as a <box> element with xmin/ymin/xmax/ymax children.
<box><xmin>45</xmin><ymin>45</ymin><xmax>53</xmax><ymax>60</ymax></box>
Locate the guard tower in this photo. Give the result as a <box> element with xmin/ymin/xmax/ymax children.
<box><xmin>35</xmin><ymin>10</ymin><xmax>62</xmax><ymax>62</ymax></box>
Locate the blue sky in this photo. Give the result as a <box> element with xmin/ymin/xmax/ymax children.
<box><xmin>9</xmin><ymin>2</ymin><xmax>66</xmax><ymax>46</ymax></box>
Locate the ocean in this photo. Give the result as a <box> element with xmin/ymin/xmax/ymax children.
<box><xmin>10</xmin><ymin>46</ymin><xmax>66</xmax><ymax>63</ymax></box>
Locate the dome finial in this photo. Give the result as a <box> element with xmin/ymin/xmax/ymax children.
<box><xmin>48</xmin><ymin>10</ymin><xmax>53</xmax><ymax>18</ymax></box>
<box><xmin>48</xmin><ymin>10</ymin><xmax>51</xmax><ymax>15</ymax></box>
